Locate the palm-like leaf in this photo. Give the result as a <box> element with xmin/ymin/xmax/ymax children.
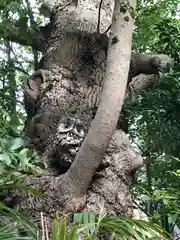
<box><xmin>0</xmin><ymin>205</ymin><xmax>172</xmax><ymax>240</ymax></box>
<box><xmin>0</xmin><ymin>202</ymin><xmax>39</xmax><ymax>239</ymax></box>
<box><xmin>72</xmin><ymin>213</ymin><xmax>171</xmax><ymax>240</ymax></box>
<box><xmin>100</xmin><ymin>216</ymin><xmax>171</xmax><ymax>239</ymax></box>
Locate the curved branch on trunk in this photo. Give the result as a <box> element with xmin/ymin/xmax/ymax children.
<box><xmin>55</xmin><ymin>0</ymin><xmax>135</xmax><ymax>210</ymax></box>
<box><xmin>129</xmin><ymin>53</ymin><xmax>173</xmax><ymax>80</ymax></box>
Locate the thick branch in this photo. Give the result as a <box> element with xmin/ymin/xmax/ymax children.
<box><xmin>129</xmin><ymin>53</ymin><xmax>173</xmax><ymax>81</ymax></box>
<box><xmin>130</xmin><ymin>74</ymin><xmax>158</xmax><ymax>92</ymax></box>
<box><xmin>0</xmin><ymin>21</ymin><xmax>45</xmax><ymax>51</ymax></box>
<box><xmin>127</xmin><ymin>54</ymin><xmax>173</xmax><ymax>94</ymax></box>
<box><xmin>1</xmin><ymin>19</ymin><xmax>172</xmax><ymax>76</ymax></box>
<box><xmin>61</xmin><ymin>0</ymin><xmax>134</xmax><ymax>196</ymax></box>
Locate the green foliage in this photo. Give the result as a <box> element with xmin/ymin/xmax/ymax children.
<box><xmin>48</xmin><ymin>213</ymin><xmax>171</xmax><ymax>240</ymax></box>
<box><xmin>0</xmin><ymin>110</ymin><xmax>43</xmax><ymax>174</ymax></box>
<box><xmin>0</xmin><ymin>202</ymin><xmax>40</xmax><ymax>239</ymax></box>
<box><xmin>128</xmin><ymin>0</ymin><xmax>180</xmax><ymax>234</ymax></box>
<box><xmin>134</xmin><ymin>0</ymin><xmax>180</xmax><ymax>54</ymax></box>
<box><xmin>0</xmin><ymin>0</ymin><xmax>22</xmax><ymax>13</ymax></box>
<box><xmin>153</xmin><ymin>17</ymin><xmax>180</xmax><ymax>63</ymax></box>
<box><xmin>0</xmin><ymin>120</ymin><xmax>43</xmax><ymax>238</ymax></box>
<box><xmin>126</xmin><ymin>69</ymin><xmax>180</xmax><ymax>157</ymax></box>
<box><xmin>39</xmin><ymin>4</ymin><xmax>51</xmax><ymax>18</ymax></box>
<box><xmin>0</xmin><ymin>210</ymin><xmax>171</xmax><ymax>239</ymax></box>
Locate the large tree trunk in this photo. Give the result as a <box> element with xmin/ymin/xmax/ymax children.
<box><xmin>17</xmin><ymin>0</ymin><xmax>172</xmax><ymax>234</ymax></box>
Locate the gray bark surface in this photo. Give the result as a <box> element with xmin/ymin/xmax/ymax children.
<box><xmin>17</xmin><ymin>0</ymin><xmax>172</xmax><ymax>233</ymax></box>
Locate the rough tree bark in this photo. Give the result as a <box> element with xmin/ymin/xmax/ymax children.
<box><xmin>10</xmin><ymin>0</ymin><xmax>172</xmax><ymax>234</ymax></box>
<box><xmin>55</xmin><ymin>0</ymin><xmax>135</xmax><ymax>206</ymax></box>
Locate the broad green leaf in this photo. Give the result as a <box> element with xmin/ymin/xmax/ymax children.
<box><xmin>59</xmin><ymin>217</ymin><xmax>67</xmax><ymax>240</ymax></box>
<box><xmin>8</xmin><ymin>138</ymin><xmax>24</xmax><ymax>151</ymax></box>
<box><xmin>0</xmin><ymin>152</ymin><xmax>11</xmax><ymax>165</ymax></box>
<box><xmin>141</xmin><ymin>195</ymin><xmax>151</xmax><ymax>201</ymax></box>
<box><xmin>74</xmin><ymin>213</ymin><xmax>83</xmax><ymax>224</ymax></box>
<box><xmin>68</xmin><ymin>225</ymin><xmax>78</xmax><ymax>240</ymax></box>
<box><xmin>0</xmin><ymin>164</ymin><xmax>5</xmax><ymax>174</ymax></box>
<box><xmin>52</xmin><ymin>218</ymin><xmax>60</xmax><ymax>240</ymax></box>
<box><xmin>17</xmin><ymin>148</ymin><xmax>30</xmax><ymax>166</ymax></box>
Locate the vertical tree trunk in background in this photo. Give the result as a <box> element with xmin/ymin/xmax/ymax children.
<box><xmin>146</xmin><ymin>159</ymin><xmax>153</xmax><ymax>216</ymax></box>
<box><xmin>25</xmin><ymin>0</ymin><xmax>39</xmax><ymax>71</ymax></box>
<box><xmin>6</xmin><ymin>41</ymin><xmax>17</xmax><ymax>123</ymax></box>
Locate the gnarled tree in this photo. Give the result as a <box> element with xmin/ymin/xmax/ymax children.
<box><xmin>5</xmin><ymin>0</ymin><xmax>173</xmax><ymax>233</ymax></box>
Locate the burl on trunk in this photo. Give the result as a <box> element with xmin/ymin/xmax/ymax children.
<box><xmin>20</xmin><ymin>0</ymin><xmax>172</xmax><ymax>231</ymax></box>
